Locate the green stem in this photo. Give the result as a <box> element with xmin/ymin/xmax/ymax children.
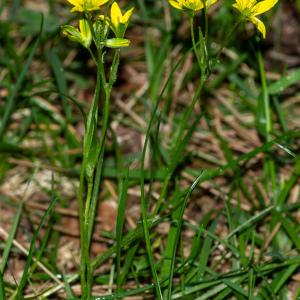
<box><xmin>214</xmin><ymin>21</ymin><xmax>241</xmax><ymax>65</ymax></box>
<box><xmin>83</xmin><ymin>180</ymin><xmax>93</xmax><ymax>294</ymax></box>
<box><xmin>86</xmin><ymin>88</ymin><xmax>111</xmax><ymax>247</ymax></box>
<box><xmin>140</xmin><ymin>109</ymin><xmax>164</xmax><ymax>300</ymax></box>
<box><xmin>84</xmin><ymin>182</ymin><xmax>93</xmax><ymax>224</ymax></box>
<box><xmin>80</xmin><ymin>45</ymin><xmax>105</xmax><ymax>300</ymax></box>
<box><xmin>85</xmin><ymin>94</ymin><xmax>110</xmax><ymax>300</ymax></box>
<box><xmin>79</xmin><ymin>162</ymin><xmax>87</xmax><ymax>296</ymax></box>
<box><xmin>88</xmin><ymin>47</ymin><xmax>98</xmax><ymax>66</ymax></box>
<box><xmin>85</xmin><ymin>50</ymin><xmax>120</xmax><ymax>299</ymax></box>
<box><xmin>258</xmin><ymin>51</ymin><xmax>272</xmax><ymax>141</ymax></box>
<box><xmin>204</xmin><ymin>6</ymin><xmax>208</xmax><ymax>46</ymax></box>
<box><xmin>86</xmin><ymin>51</ymin><xmax>120</xmax><ymax>248</ymax></box>
<box><xmin>83</xmin><ymin>181</ymin><xmax>93</xmax><ymax>300</ymax></box>
<box><xmin>257</xmin><ymin>51</ymin><xmax>275</xmax><ymax>196</ymax></box>
<box><xmin>189</xmin><ymin>16</ymin><xmax>202</xmax><ymax>71</ymax></box>
<box><xmin>98</xmin><ymin>49</ymin><xmax>107</xmax><ymax>87</ymax></box>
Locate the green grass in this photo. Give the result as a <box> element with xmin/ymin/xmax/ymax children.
<box><xmin>1</xmin><ymin>0</ymin><xmax>300</xmax><ymax>299</ymax></box>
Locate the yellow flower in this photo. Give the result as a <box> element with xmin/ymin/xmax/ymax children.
<box><xmin>67</xmin><ymin>0</ymin><xmax>108</xmax><ymax>12</ymax></box>
<box><xmin>168</xmin><ymin>0</ymin><xmax>218</xmax><ymax>12</ymax></box>
<box><xmin>110</xmin><ymin>2</ymin><xmax>134</xmax><ymax>37</ymax></box>
<box><xmin>233</xmin><ymin>0</ymin><xmax>278</xmax><ymax>38</ymax></box>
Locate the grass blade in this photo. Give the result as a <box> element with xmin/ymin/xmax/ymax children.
<box><xmin>165</xmin><ymin>174</ymin><xmax>203</xmax><ymax>299</ymax></box>
<box><xmin>14</xmin><ymin>175</ymin><xmax>57</xmax><ymax>299</ymax></box>
<box><xmin>276</xmin><ymin>213</ymin><xmax>300</xmax><ymax>251</ymax></box>
<box><xmin>268</xmin><ymin>68</ymin><xmax>300</xmax><ymax>95</ymax></box>
<box><xmin>196</xmin><ymin>219</ymin><xmax>218</xmax><ymax>281</ymax></box>
<box><xmin>63</xmin><ymin>273</ymin><xmax>76</xmax><ymax>299</ymax></box>
<box><xmin>0</xmin><ymin>15</ymin><xmax>43</xmax><ymax>139</ymax></box>
<box><xmin>50</xmin><ymin>48</ymin><xmax>72</xmax><ymax>123</ymax></box>
<box><xmin>226</xmin><ymin>205</ymin><xmax>274</xmax><ymax>240</ymax></box>
<box><xmin>271</xmin><ymin>264</ymin><xmax>299</xmax><ymax>293</ymax></box>
<box><xmin>0</xmin><ymin>201</ymin><xmax>23</xmax><ymax>273</ymax></box>
<box><xmin>0</xmin><ymin>272</ymin><xmax>6</xmax><ymax>300</ymax></box>
<box><xmin>222</xmin><ymin>278</ymin><xmax>248</xmax><ymax>297</ymax></box>
<box><xmin>115</xmin><ymin>168</ymin><xmax>129</xmax><ymax>295</ymax></box>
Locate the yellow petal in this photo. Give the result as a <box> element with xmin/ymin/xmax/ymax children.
<box><xmin>71</xmin><ymin>6</ymin><xmax>83</xmax><ymax>12</ymax></box>
<box><xmin>168</xmin><ymin>0</ymin><xmax>183</xmax><ymax>10</ymax></box>
<box><xmin>250</xmin><ymin>16</ymin><xmax>266</xmax><ymax>38</ymax></box>
<box><xmin>67</xmin><ymin>0</ymin><xmax>108</xmax><ymax>12</ymax></box>
<box><xmin>67</xmin><ymin>0</ymin><xmax>81</xmax><ymax>6</ymax></box>
<box><xmin>183</xmin><ymin>0</ymin><xmax>203</xmax><ymax>11</ymax></box>
<box><xmin>111</xmin><ymin>2</ymin><xmax>122</xmax><ymax>29</ymax></box>
<box><xmin>97</xmin><ymin>0</ymin><xmax>109</xmax><ymax>6</ymax></box>
<box><xmin>194</xmin><ymin>0</ymin><xmax>204</xmax><ymax>10</ymax></box>
<box><xmin>206</xmin><ymin>0</ymin><xmax>218</xmax><ymax>8</ymax></box>
<box><xmin>245</xmin><ymin>0</ymin><xmax>257</xmax><ymax>9</ymax></box>
<box><xmin>233</xmin><ymin>0</ymin><xmax>242</xmax><ymax>10</ymax></box>
<box><xmin>252</xmin><ymin>0</ymin><xmax>278</xmax><ymax>16</ymax></box>
<box><xmin>79</xmin><ymin>19</ymin><xmax>92</xmax><ymax>48</ymax></box>
<box><xmin>123</xmin><ymin>7</ymin><xmax>134</xmax><ymax>24</ymax></box>
<box><xmin>232</xmin><ymin>2</ymin><xmax>241</xmax><ymax>12</ymax></box>
<box><xmin>235</xmin><ymin>0</ymin><xmax>256</xmax><ymax>11</ymax></box>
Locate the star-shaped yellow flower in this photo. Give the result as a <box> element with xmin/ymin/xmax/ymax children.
<box><xmin>168</xmin><ymin>0</ymin><xmax>218</xmax><ymax>12</ymax></box>
<box><xmin>67</xmin><ymin>0</ymin><xmax>108</xmax><ymax>13</ymax></box>
<box><xmin>233</xmin><ymin>0</ymin><xmax>278</xmax><ymax>38</ymax></box>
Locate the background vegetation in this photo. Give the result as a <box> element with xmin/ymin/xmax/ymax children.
<box><xmin>0</xmin><ymin>0</ymin><xmax>300</xmax><ymax>299</ymax></box>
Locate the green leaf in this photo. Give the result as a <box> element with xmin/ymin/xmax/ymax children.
<box><xmin>0</xmin><ymin>272</ymin><xmax>6</xmax><ymax>300</ymax></box>
<box><xmin>14</xmin><ymin>175</ymin><xmax>57</xmax><ymax>299</ymax></box>
<box><xmin>268</xmin><ymin>68</ymin><xmax>300</xmax><ymax>95</ymax></box>
<box><xmin>270</xmin><ymin>264</ymin><xmax>299</xmax><ymax>294</ymax></box>
<box><xmin>277</xmin><ymin>213</ymin><xmax>300</xmax><ymax>251</ymax></box>
<box><xmin>115</xmin><ymin>168</ymin><xmax>129</xmax><ymax>295</ymax></box>
<box><xmin>0</xmin><ymin>202</ymin><xmax>23</xmax><ymax>273</ymax></box>
<box><xmin>63</xmin><ymin>273</ymin><xmax>76</xmax><ymax>299</ymax></box>
<box><xmin>15</xmin><ymin>8</ymin><xmax>58</xmax><ymax>36</ymax></box>
<box><xmin>50</xmin><ymin>48</ymin><xmax>72</xmax><ymax>123</ymax></box>
<box><xmin>0</xmin><ymin>18</ymin><xmax>42</xmax><ymax>139</ymax></box>
<box><xmin>197</xmin><ymin>220</ymin><xmax>218</xmax><ymax>280</ymax></box>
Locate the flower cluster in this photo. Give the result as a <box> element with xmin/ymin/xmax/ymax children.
<box><xmin>63</xmin><ymin>1</ymin><xmax>134</xmax><ymax>49</ymax></box>
<box><xmin>168</xmin><ymin>0</ymin><xmax>278</xmax><ymax>39</ymax></box>
<box><xmin>169</xmin><ymin>0</ymin><xmax>217</xmax><ymax>12</ymax></box>
<box><xmin>67</xmin><ymin>0</ymin><xmax>109</xmax><ymax>12</ymax></box>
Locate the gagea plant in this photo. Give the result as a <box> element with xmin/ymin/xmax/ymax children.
<box><xmin>62</xmin><ymin>1</ymin><xmax>133</xmax><ymax>298</ymax></box>
<box><xmin>61</xmin><ymin>0</ymin><xmax>278</xmax><ymax>298</ymax></box>
<box><xmin>3</xmin><ymin>0</ymin><xmax>299</xmax><ymax>298</ymax></box>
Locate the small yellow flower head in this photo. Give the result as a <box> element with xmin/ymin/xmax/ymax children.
<box><xmin>110</xmin><ymin>2</ymin><xmax>134</xmax><ymax>38</ymax></box>
<box><xmin>168</xmin><ymin>0</ymin><xmax>218</xmax><ymax>12</ymax></box>
<box><xmin>67</xmin><ymin>0</ymin><xmax>108</xmax><ymax>12</ymax></box>
<box><xmin>233</xmin><ymin>0</ymin><xmax>278</xmax><ymax>38</ymax></box>
<box><xmin>62</xmin><ymin>19</ymin><xmax>92</xmax><ymax>48</ymax></box>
